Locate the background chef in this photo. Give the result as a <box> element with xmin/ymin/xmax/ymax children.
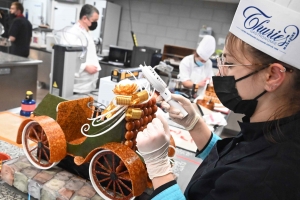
<box><xmin>179</xmin><ymin>35</ymin><xmax>216</xmax><ymax>99</ymax></box>
<box><xmin>61</xmin><ymin>4</ymin><xmax>101</xmax><ymax>94</ymax></box>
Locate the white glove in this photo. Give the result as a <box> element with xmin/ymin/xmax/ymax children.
<box><xmin>160</xmin><ymin>94</ymin><xmax>200</xmax><ymax>131</ymax></box>
<box><xmin>136</xmin><ymin>114</ymin><xmax>172</xmax><ymax>180</ymax></box>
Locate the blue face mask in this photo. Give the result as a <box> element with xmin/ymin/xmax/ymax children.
<box><xmin>195</xmin><ymin>60</ymin><xmax>204</xmax><ymax>67</ymax></box>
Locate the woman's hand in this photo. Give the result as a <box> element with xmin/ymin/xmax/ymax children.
<box><xmin>160</xmin><ymin>94</ymin><xmax>200</xmax><ymax>131</ymax></box>
<box><xmin>136</xmin><ymin>114</ymin><xmax>173</xmax><ymax>180</ymax></box>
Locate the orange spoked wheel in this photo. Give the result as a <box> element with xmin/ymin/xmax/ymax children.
<box><xmin>22</xmin><ymin>121</ymin><xmax>57</xmax><ymax>169</ymax></box>
<box><xmin>89</xmin><ymin>143</ymin><xmax>148</xmax><ymax>200</ymax></box>
<box><xmin>89</xmin><ymin>150</ymin><xmax>133</xmax><ymax>200</ymax></box>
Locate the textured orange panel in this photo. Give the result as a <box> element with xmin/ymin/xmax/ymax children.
<box><xmin>56</xmin><ymin>97</ymin><xmax>94</xmax><ymax>144</ymax></box>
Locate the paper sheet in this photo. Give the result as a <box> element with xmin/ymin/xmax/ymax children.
<box><xmin>169</xmin><ymin>125</ymin><xmax>197</xmax><ymax>152</ymax></box>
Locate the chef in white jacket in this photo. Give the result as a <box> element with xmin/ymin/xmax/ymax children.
<box><xmin>61</xmin><ymin>4</ymin><xmax>101</xmax><ymax>94</ymax></box>
<box><xmin>179</xmin><ymin>35</ymin><xmax>216</xmax><ymax>99</ymax></box>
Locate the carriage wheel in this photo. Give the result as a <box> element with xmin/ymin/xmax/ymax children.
<box><xmin>89</xmin><ymin>150</ymin><xmax>134</xmax><ymax>200</ymax></box>
<box><xmin>22</xmin><ymin>121</ymin><xmax>58</xmax><ymax>169</ymax></box>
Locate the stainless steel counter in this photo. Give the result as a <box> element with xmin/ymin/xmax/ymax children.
<box><xmin>0</xmin><ymin>52</ymin><xmax>42</xmax><ymax>111</ymax></box>
<box><xmin>0</xmin><ymin>52</ymin><xmax>42</xmax><ymax>66</ymax></box>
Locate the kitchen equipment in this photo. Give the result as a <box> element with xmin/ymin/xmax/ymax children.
<box><xmin>0</xmin><ymin>22</ymin><xmax>10</xmax><ymax>49</ymax></box>
<box><xmin>46</xmin><ymin>33</ymin><xmax>55</xmax><ymax>51</ymax></box>
<box><xmin>32</xmin><ymin>27</ymin><xmax>53</xmax><ymax>48</ymax></box>
<box><xmin>131</xmin><ymin>46</ymin><xmax>161</xmax><ymax>68</ymax></box>
<box><xmin>32</xmin><ymin>31</ymin><xmax>44</xmax><ymax>47</ymax></box>
<box><xmin>108</xmin><ymin>45</ymin><xmax>132</xmax><ymax>67</ymax></box>
<box><xmin>50</xmin><ymin>45</ymin><xmax>86</xmax><ymax>98</ymax></box>
<box><xmin>110</xmin><ymin>67</ymin><xmax>141</xmax><ymax>82</ymax></box>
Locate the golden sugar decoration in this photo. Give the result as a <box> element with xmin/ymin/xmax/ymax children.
<box><xmin>125</xmin><ymin>108</ymin><xmax>142</xmax><ymax>120</ymax></box>
<box><xmin>102</xmin><ymin>101</ymin><xmax>117</xmax><ymax>118</ymax></box>
<box><xmin>115</xmin><ymin>90</ymin><xmax>149</xmax><ymax>106</ymax></box>
<box><xmin>103</xmin><ymin>82</ymin><xmax>149</xmax><ymax>119</ymax></box>
<box><xmin>131</xmin><ymin>90</ymin><xmax>149</xmax><ymax>105</ymax></box>
<box><xmin>116</xmin><ymin>96</ymin><xmax>132</xmax><ymax>105</ymax></box>
<box><xmin>113</xmin><ymin>83</ymin><xmax>138</xmax><ymax>95</ymax></box>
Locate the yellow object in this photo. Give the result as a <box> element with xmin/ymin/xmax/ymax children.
<box><xmin>131</xmin><ymin>31</ymin><xmax>138</xmax><ymax>47</ymax></box>
<box><xmin>125</xmin><ymin>108</ymin><xmax>142</xmax><ymax>120</ymax></box>
<box><xmin>115</xmin><ymin>90</ymin><xmax>149</xmax><ymax>106</ymax></box>
<box><xmin>26</xmin><ymin>91</ymin><xmax>33</xmax><ymax>95</ymax></box>
<box><xmin>116</xmin><ymin>96</ymin><xmax>132</xmax><ymax>105</ymax></box>
<box><xmin>102</xmin><ymin>82</ymin><xmax>149</xmax><ymax>119</ymax></box>
<box><xmin>113</xmin><ymin>83</ymin><xmax>138</xmax><ymax>95</ymax></box>
<box><xmin>53</xmin><ymin>81</ymin><xmax>58</xmax><ymax>88</ymax></box>
<box><xmin>132</xmin><ymin>34</ymin><xmax>138</xmax><ymax>46</ymax></box>
<box><xmin>102</xmin><ymin>101</ymin><xmax>117</xmax><ymax>118</ymax></box>
<box><xmin>132</xmin><ymin>90</ymin><xmax>148</xmax><ymax>104</ymax></box>
<box><xmin>111</xmin><ymin>68</ymin><xmax>141</xmax><ymax>82</ymax></box>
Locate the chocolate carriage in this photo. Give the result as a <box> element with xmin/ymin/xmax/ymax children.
<box><xmin>15</xmin><ymin>80</ymin><xmax>175</xmax><ymax>200</ymax></box>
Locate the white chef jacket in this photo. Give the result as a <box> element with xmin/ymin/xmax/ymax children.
<box><xmin>61</xmin><ymin>23</ymin><xmax>101</xmax><ymax>93</ymax></box>
<box><xmin>179</xmin><ymin>54</ymin><xmax>214</xmax><ymax>99</ymax></box>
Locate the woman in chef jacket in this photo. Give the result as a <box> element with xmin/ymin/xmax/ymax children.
<box><xmin>179</xmin><ymin>35</ymin><xmax>216</xmax><ymax>99</ymax></box>
<box><xmin>136</xmin><ymin>0</ymin><xmax>300</xmax><ymax>199</ymax></box>
<box><xmin>61</xmin><ymin>4</ymin><xmax>101</xmax><ymax>94</ymax></box>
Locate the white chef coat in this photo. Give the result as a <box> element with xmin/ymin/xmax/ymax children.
<box><xmin>61</xmin><ymin>23</ymin><xmax>101</xmax><ymax>93</ymax></box>
<box><xmin>179</xmin><ymin>54</ymin><xmax>214</xmax><ymax>99</ymax></box>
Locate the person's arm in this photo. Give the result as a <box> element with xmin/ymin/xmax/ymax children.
<box><xmin>78</xmin><ymin>63</ymin><xmax>100</xmax><ymax>74</ymax></box>
<box><xmin>81</xmin><ymin>33</ymin><xmax>101</xmax><ymax>74</ymax></box>
<box><xmin>149</xmin><ymin>118</ymin><xmax>218</xmax><ymax>189</ymax></box>
<box><xmin>181</xmin><ymin>80</ymin><xmax>194</xmax><ymax>89</ymax></box>
<box><xmin>9</xmin><ymin>36</ymin><xmax>16</xmax><ymax>42</ymax></box>
<box><xmin>182</xmin><ymin>79</ymin><xmax>208</xmax><ymax>89</ymax></box>
<box><xmin>151</xmin><ymin>180</ymin><xmax>186</xmax><ymax>200</ymax></box>
<box><xmin>188</xmin><ymin>116</ymin><xmax>215</xmax><ymax>151</ymax></box>
<box><xmin>179</xmin><ymin>57</ymin><xmax>192</xmax><ymax>87</ymax></box>
<box><xmin>161</xmin><ymin>94</ymin><xmax>213</xmax><ymax>150</ymax></box>
<box><xmin>152</xmin><ymin>173</ymin><xmax>175</xmax><ymax>189</ymax></box>
<box><xmin>195</xmin><ymin>132</ymin><xmax>221</xmax><ymax>160</ymax></box>
<box><xmin>136</xmin><ymin>100</ymin><xmax>219</xmax><ymax>199</ymax></box>
<box><xmin>136</xmin><ymin>115</ymin><xmax>185</xmax><ymax>198</ymax></box>
<box><xmin>8</xmin><ymin>20</ymin><xmax>19</xmax><ymax>43</ymax></box>
<box><xmin>149</xmin><ymin>132</ymin><xmax>221</xmax><ymax>199</ymax></box>
<box><xmin>29</xmin><ymin>23</ymin><xmax>32</xmax><ymax>45</ymax></box>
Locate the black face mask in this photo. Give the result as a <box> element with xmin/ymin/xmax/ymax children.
<box><xmin>212</xmin><ymin>70</ymin><xmax>267</xmax><ymax>118</ymax></box>
<box><xmin>88</xmin><ymin>21</ymin><xmax>98</xmax><ymax>31</ymax></box>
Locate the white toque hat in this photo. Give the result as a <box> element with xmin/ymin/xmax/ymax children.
<box><xmin>230</xmin><ymin>0</ymin><xmax>300</xmax><ymax>69</ymax></box>
<box><xmin>196</xmin><ymin>35</ymin><xmax>216</xmax><ymax>61</ymax></box>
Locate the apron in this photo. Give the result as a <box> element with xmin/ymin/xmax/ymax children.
<box><xmin>190</xmin><ymin>65</ymin><xmax>209</xmax><ymax>99</ymax></box>
<box><xmin>62</xmin><ymin>23</ymin><xmax>101</xmax><ymax>93</ymax></box>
